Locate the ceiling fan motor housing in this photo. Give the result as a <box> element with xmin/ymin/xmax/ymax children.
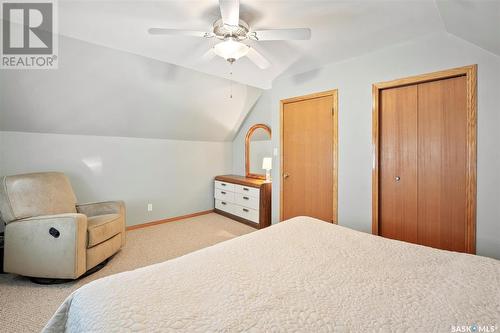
<box><xmin>212</xmin><ymin>19</ymin><xmax>249</xmax><ymax>40</ymax></box>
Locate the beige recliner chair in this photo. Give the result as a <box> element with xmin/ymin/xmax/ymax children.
<box><xmin>0</xmin><ymin>172</ymin><xmax>125</xmax><ymax>281</ymax></box>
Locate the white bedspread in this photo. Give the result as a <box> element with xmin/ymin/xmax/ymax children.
<box><xmin>44</xmin><ymin>217</ymin><xmax>500</xmax><ymax>332</ymax></box>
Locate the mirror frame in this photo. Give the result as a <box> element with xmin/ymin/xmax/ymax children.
<box><xmin>245</xmin><ymin>124</ymin><xmax>272</xmax><ymax>180</ymax></box>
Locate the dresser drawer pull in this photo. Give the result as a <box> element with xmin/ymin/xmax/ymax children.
<box><xmin>221</xmin><ymin>183</ymin><xmax>226</xmax><ymax>186</ymax></box>
<box><xmin>242</xmin><ymin>208</ymin><xmax>249</xmax><ymax>212</ymax></box>
<box><xmin>221</xmin><ymin>191</ymin><xmax>226</xmax><ymax>195</ymax></box>
<box><xmin>243</xmin><ymin>196</ymin><xmax>249</xmax><ymax>200</ymax></box>
<box><xmin>243</xmin><ymin>187</ymin><xmax>249</xmax><ymax>191</ymax></box>
<box><xmin>221</xmin><ymin>202</ymin><xmax>227</xmax><ymax>205</ymax></box>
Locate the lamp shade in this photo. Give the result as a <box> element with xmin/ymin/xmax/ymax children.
<box><xmin>262</xmin><ymin>157</ymin><xmax>272</xmax><ymax>170</ymax></box>
<box><xmin>214</xmin><ymin>39</ymin><xmax>249</xmax><ymax>60</ymax></box>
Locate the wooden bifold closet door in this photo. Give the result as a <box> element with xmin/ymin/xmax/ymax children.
<box><xmin>379</xmin><ymin>85</ymin><xmax>418</xmax><ymax>244</ymax></box>
<box><xmin>374</xmin><ymin>66</ymin><xmax>477</xmax><ymax>254</ymax></box>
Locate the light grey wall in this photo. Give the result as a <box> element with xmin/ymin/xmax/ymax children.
<box><xmin>0</xmin><ymin>131</ymin><xmax>232</xmax><ymax>226</ymax></box>
<box><xmin>232</xmin><ymin>91</ymin><xmax>273</xmax><ymax>175</ymax></box>
<box><xmin>267</xmin><ymin>32</ymin><xmax>500</xmax><ymax>259</ymax></box>
<box><xmin>0</xmin><ymin>35</ymin><xmax>253</xmax><ymax>229</ymax></box>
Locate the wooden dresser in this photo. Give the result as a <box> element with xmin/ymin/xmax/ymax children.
<box><xmin>214</xmin><ymin>175</ymin><xmax>271</xmax><ymax>229</ymax></box>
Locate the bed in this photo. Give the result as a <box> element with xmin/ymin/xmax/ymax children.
<box><xmin>44</xmin><ymin>216</ymin><xmax>500</xmax><ymax>332</ymax></box>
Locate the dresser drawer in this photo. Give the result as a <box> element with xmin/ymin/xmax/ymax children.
<box><xmin>235</xmin><ymin>184</ymin><xmax>260</xmax><ymax>198</ymax></box>
<box><xmin>235</xmin><ymin>193</ymin><xmax>260</xmax><ymax>210</ymax></box>
<box><xmin>215</xmin><ymin>199</ymin><xmax>235</xmax><ymax>214</ymax></box>
<box><xmin>214</xmin><ymin>188</ymin><xmax>235</xmax><ymax>202</ymax></box>
<box><xmin>232</xmin><ymin>205</ymin><xmax>259</xmax><ymax>224</ymax></box>
<box><xmin>215</xmin><ymin>180</ymin><xmax>236</xmax><ymax>192</ymax></box>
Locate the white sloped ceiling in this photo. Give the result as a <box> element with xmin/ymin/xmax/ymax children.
<box><xmin>436</xmin><ymin>0</ymin><xmax>500</xmax><ymax>57</ymax></box>
<box><xmin>0</xmin><ymin>35</ymin><xmax>262</xmax><ymax>141</ymax></box>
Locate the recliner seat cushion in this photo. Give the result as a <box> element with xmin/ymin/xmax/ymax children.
<box><xmin>87</xmin><ymin>213</ymin><xmax>123</xmax><ymax>247</ymax></box>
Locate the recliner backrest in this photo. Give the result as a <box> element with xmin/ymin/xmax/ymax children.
<box><xmin>0</xmin><ymin>172</ymin><xmax>77</xmax><ymax>223</ymax></box>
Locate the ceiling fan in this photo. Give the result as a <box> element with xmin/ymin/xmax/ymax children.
<box><xmin>148</xmin><ymin>0</ymin><xmax>311</xmax><ymax>69</ymax></box>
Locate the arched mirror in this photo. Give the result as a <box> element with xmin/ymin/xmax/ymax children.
<box><xmin>245</xmin><ymin>124</ymin><xmax>272</xmax><ymax>180</ymax></box>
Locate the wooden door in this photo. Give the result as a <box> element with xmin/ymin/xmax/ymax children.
<box><xmin>281</xmin><ymin>91</ymin><xmax>337</xmax><ymax>223</ymax></box>
<box><xmin>417</xmin><ymin>76</ymin><xmax>468</xmax><ymax>252</ymax></box>
<box><xmin>379</xmin><ymin>85</ymin><xmax>418</xmax><ymax>243</ymax></box>
<box><xmin>374</xmin><ymin>65</ymin><xmax>476</xmax><ymax>254</ymax></box>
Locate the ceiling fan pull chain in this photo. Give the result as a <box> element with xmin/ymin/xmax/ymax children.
<box><xmin>229</xmin><ymin>63</ymin><xmax>233</xmax><ymax>99</ymax></box>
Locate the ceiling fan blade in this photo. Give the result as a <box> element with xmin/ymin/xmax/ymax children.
<box><xmin>201</xmin><ymin>48</ymin><xmax>217</xmax><ymax>62</ymax></box>
<box><xmin>219</xmin><ymin>0</ymin><xmax>240</xmax><ymax>26</ymax></box>
<box><xmin>246</xmin><ymin>48</ymin><xmax>270</xmax><ymax>69</ymax></box>
<box><xmin>148</xmin><ymin>28</ymin><xmax>210</xmax><ymax>38</ymax></box>
<box><xmin>252</xmin><ymin>28</ymin><xmax>311</xmax><ymax>41</ymax></box>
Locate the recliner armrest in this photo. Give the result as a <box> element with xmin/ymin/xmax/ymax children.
<box><xmin>77</xmin><ymin>200</ymin><xmax>126</xmax><ymax>246</ymax></box>
<box><xmin>4</xmin><ymin>213</ymin><xmax>87</xmax><ymax>279</ymax></box>
<box><xmin>76</xmin><ymin>201</ymin><xmax>125</xmax><ymax>218</ymax></box>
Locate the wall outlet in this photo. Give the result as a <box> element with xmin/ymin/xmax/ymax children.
<box><xmin>147</xmin><ymin>203</ymin><xmax>153</xmax><ymax>212</ymax></box>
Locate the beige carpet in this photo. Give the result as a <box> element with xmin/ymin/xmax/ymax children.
<box><xmin>0</xmin><ymin>213</ymin><xmax>254</xmax><ymax>333</ymax></box>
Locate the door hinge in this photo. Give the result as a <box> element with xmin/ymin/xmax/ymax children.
<box><xmin>332</xmin><ymin>107</ymin><xmax>334</xmax><ymax>116</ymax></box>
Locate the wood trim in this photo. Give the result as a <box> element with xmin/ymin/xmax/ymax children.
<box><xmin>215</xmin><ymin>174</ymin><xmax>264</xmax><ymax>188</ymax></box>
<box><xmin>245</xmin><ymin>124</ymin><xmax>271</xmax><ymax>180</ymax></box>
<box><xmin>465</xmin><ymin>65</ymin><xmax>477</xmax><ymax>254</ymax></box>
<box><xmin>126</xmin><ymin>210</ymin><xmax>214</xmax><ymax>231</ymax></box>
<box><xmin>332</xmin><ymin>91</ymin><xmax>339</xmax><ymax>224</ymax></box>
<box><xmin>373</xmin><ymin>65</ymin><xmax>476</xmax><ymax>90</ymax></box>
<box><xmin>259</xmin><ymin>182</ymin><xmax>272</xmax><ymax>228</ymax></box>
<box><xmin>372</xmin><ymin>65</ymin><xmax>477</xmax><ymax>254</ymax></box>
<box><xmin>372</xmin><ymin>83</ymin><xmax>380</xmax><ymax>235</ymax></box>
<box><xmin>280</xmin><ymin>100</ymin><xmax>284</xmax><ymax>221</ymax></box>
<box><xmin>280</xmin><ymin>89</ymin><xmax>339</xmax><ymax>223</ymax></box>
<box><xmin>280</xmin><ymin>89</ymin><xmax>338</xmax><ymax>104</ymax></box>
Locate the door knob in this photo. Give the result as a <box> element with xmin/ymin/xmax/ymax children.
<box><xmin>395</xmin><ymin>176</ymin><xmax>401</xmax><ymax>182</ymax></box>
<box><xmin>283</xmin><ymin>173</ymin><xmax>290</xmax><ymax>179</ymax></box>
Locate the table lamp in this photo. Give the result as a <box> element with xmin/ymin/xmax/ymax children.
<box><xmin>262</xmin><ymin>157</ymin><xmax>272</xmax><ymax>182</ymax></box>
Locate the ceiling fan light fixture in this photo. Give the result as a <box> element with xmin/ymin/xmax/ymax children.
<box><xmin>148</xmin><ymin>1</ymin><xmax>310</xmax><ymax>70</ymax></box>
<box><xmin>214</xmin><ymin>39</ymin><xmax>249</xmax><ymax>62</ymax></box>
